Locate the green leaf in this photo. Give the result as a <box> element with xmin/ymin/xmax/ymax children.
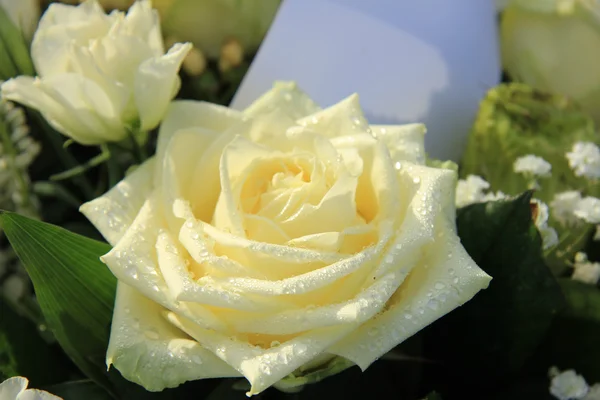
<box><xmin>423</xmin><ymin>392</ymin><xmax>443</xmax><ymax>400</ymax></box>
<box><xmin>0</xmin><ymin>6</ymin><xmax>35</xmax><ymax>78</ymax></box>
<box><xmin>43</xmin><ymin>380</ymin><xmax>113</xmax><ymax>400</ymax></box>
<box><xmin>0</xmin><ymin>297</ymin><xmax>74</xmax><ymax>386</ymax></box>
<box><xmin>0</xmin><ymin>211</ymin><xmax>116</xmax><ymax>393</ymax></box>
<box><xmin>420</xmin><ymin>192</ymin><xmax>565</xmax><ymax>395</ymax></box>
<box><xmin>528</xmin><ymin>279</ymin><xmax>600</xmax><ymax>383</ymax></box>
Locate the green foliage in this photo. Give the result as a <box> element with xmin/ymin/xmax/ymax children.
<box><xmin>418</xmin><ymin>192</ymin><xmax>565</xmax><ymax>398</ymax></box>
<box><xmin>0</xmin><ymin>211</ymin><xmax>117</xmax><ymax>394</ymax></box>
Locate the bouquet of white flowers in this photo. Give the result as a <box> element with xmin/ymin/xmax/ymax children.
<box><xmin>0</xmin><ymin>1</ymin><xmax>598</xmax><ymax>400</ymax></box>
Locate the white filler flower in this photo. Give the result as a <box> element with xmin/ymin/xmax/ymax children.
<box><xmin>572</xmin><ymin>252</ymin><xmax>600</xmax><ymax>285</ymax></box>
<box><xmin>1</xmin><ymin>0</ymin><xmax>191</xmax><ymax>145</ymax></box>
<box><xmin>567</xmin><ymin>142</ymin><xmax>600</xmax><ymax>179</ymax></box>
<box><xmin>550</xmin><ymin>367</ymin><xmax>590</xmax><ymax>400</ymax></box>
<box><xmin>551</xmin><ymin>191</ymin><xmax>584</xmax><ymax>226</ymax></box>
<box><xmin>513</xmin><ymin>154</ymin><xmax>552</xmax><ymax>177</ymax></box>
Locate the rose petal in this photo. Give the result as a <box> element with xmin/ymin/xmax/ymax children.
<box><xmin>0</xmin><ymin>376</ymin><xmax>28</xmax><ymax>398</ymax></box>
<box><xmin>80</xmin><ymin>158</ymin><xmax>155</xmax><ymax>246</ymax></box>
<box><xmin>106</xmin><ymin>282</ymin><xmax>240</xmax><ymax>392</ymax></box>
<box><xmin>155</xmin><ymin>100</ymin><xmax>243</xmax><ymax>188</ymax></box>
<box><xmin>1</xmin><ymin>74</ymin><xmax>125</xmax><ymax>144</ymax></box>
<box><xmin>157</xmin><ymin>229</ymin><xmax>292</xmax><ymax>312</ymax></box>
<box><xmin>226</xmin><ymin>271</ymin><xmax>406</xmax><ymax>335</ymax></box>
<box><xmin>329</xmin><ymin>217</ymin><xmax>491</xmax><ymax>369</ymax></box>
<box><xmin>371</xmin><ymin>124</ymin><xmax>427</xmax><ymax>166</ymax></box>
<box><xmin>101</xmin><ymin>193</ymin><xmax>225</xmax><ymax>331</ymax></box>
<box><xmin>32</xmin><ymin>0</ymin><xmax>115</xmax><ymax>77</ymax></box>
<box><xmin>298</xmin><ymin>94</ymin><xmax>370</xmax><ymax>138</ymax></box>
<box><xmin>135</xmin><ymin>42</ymin><xmax>192</xmax><ymax>131</ymax></box>
<box><xmin>122</xmin><ymin>0</ymin><xmax>163</xmax><ymax>57</ymax></box>
<box><xmin>167</xmin><ymin>312</ymin><xmax>353</xmax><ymax>396</ymax></box>
<box><xmin>18</xmin><ymin>389</ymin><xmax>63</xmax><ymax>400</ymax></box>
<box><xmin>244</xmin><ymin>81</ymin><xmax>321</xmax><ymax>120</ymax></box>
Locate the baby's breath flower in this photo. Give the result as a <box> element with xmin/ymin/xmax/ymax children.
<box><xmin>549</xmin><ymin>367</ymin><xmax>590</xmax><ymax>400</ymax></box>
<box><xmin>551</xmin><ymin>191</ymin><xmax>584</xmax><ymax>226</ymax></box>
<box><xmin>513</xmin><ymin>154</ymin><xmax>552</xmax><ymax>177</ymax></box>
<box><xmin>572</xmin><ymin>252</ymin><xmax>600</xmax><ymax>285</ymax></box>
<box><xmin>455</xmin><ymin>175</ymin><xmax>490</xmax><ymax>207</ymax></box>
<box><xmin>574</xmin><ymin>196</ymin><xmax>600</xmax><ymax>224</ymax></box>
<box><xmin>566</xmin><ymin>142</ymin><xmax>600</xmax><ymax>179</ymax></box>
<box><xmin>532</xmin><ymin>199</ymin><xmax>559</xmax><ymax>250</ymax></box>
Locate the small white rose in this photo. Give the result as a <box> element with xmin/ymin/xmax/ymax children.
<box><xmin>81</xmin><ymin>82</ymin><xmax>492</xmax><ymax>395</ymax></box>
<box><xmin>0</xmin><ymin>0</ymin><xmax>191</xmax><ymax>145</ymax></box>
<box><xmin>0</xmin><ymin>376</ymin><xmax>62</xmax><ymax>400</ymax></box>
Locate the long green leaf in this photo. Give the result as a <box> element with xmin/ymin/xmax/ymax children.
<box><xmin>0</xmin><ymin>297</ymin><xmax>74</xmax><ymax>386</ymax></box>
<box><xmin>0</xmin><ymin>211</ymin><xmax>116</xmax><ymax>393</ymax></box>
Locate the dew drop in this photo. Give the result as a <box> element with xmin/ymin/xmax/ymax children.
<box><xmin>413</xmin><ymin>177</ymin><xmax>421</xmax><ymax>184</ymax></box>
<box><xmin>434</xmin><ymin>282</ymin><xmax>446</xmax><ymax>290</ymax></box>
<box><xmin>394</xmin><ymin>161</ymin><xmax>402</xmax><ymax>170</ymax></box>
<box><xmin>453</xmin><ymin>277</ymin><xmax>459</xmax><ymax>284</ymax></box>
<box><xmin>191</xmin><ymin>355</ymin><xmax>203</xmax><ymax>364</ymax></box>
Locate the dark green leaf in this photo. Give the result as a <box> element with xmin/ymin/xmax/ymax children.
<box><xmin>43</xmin><ymin>380</ymin><xmax>112</xmax><ymax>400</ymax></box>
<box><xmin>527</xmin><ymin>279</ymin><xmax>600</xmax><ymax>383</ymax></box>
<box><xmin>0</xmin><ymin>211</ymin><xmax>116</xmax><ymax>393</ymax></box>
<box><xmin>420</xmin><ymin>192</ymin><xmax>565</xmax><ymax>396</ymax></box>
<box><xmin>0</xmin><ymin>297</ymin><xmax>74</xmax><ymax>386</ymax></box>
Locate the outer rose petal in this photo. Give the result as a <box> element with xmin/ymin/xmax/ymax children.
<box><xmin>107</xmin><ymin>283</ymin><xmax>241</xmax><ymax>391</ymax></box>
<box><xmin>167</xmin><ymin>312</ymin><xmax>354</xmax><ymax>396</ymax></box>
<box><xmin>297</xmin><ymin>94</ymin><xmax>371</xmax><ymax>138</ymax></box>
<box><xmin>1</xmin><ymin>74</ymin><xmax>125</xmax><ymax>144</ymax></box>
<box><xmin>0</xmin><ymin>376</ymin><xmax>62</xmax><ymax>400</ymax></box>
<box><xmin>244</xmin><ymin>81</ymin><xmax>321</xmax><ymax>120</ymax></box>
<box><xmin>80</xmin><ymin>159</ymin><xmax>155</xmax><ymax>246</ymax></box>
<box><xmin>32</xmin><ymin>0</ymin><xmax>115</xmax><ymax>76</ymax></box>
<box><xmin>0</xmin><ymin>377</ymin><xmax>27</xmax><ymax>398</ymax></box>
<box><xmin>329</xmin><ymin>220</ymin><xmax>492</xmax><ymax>369</ymax></box>
<box><xmin>135</xmin><ymin>42</ymin><xmax>192</xmax><ymax>131</ymax></box>
<box><xmin>372</xmin><ymin>124</ymin><xmax>427</xmax><ymax>166</ymax></box>
<box><xmin>122</xmin><ymin>0</ymin><xmax>164</xmax><ymax>57</ymax></box>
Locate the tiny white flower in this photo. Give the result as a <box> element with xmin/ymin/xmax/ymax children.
<box><xmin>550</xmin><ymin>368</ymin><xmax>589</xmax><ymax>400</ymax></box>
<box><xmin>585</xmin><ymin>384</ymin><xmax>600</xmax><ymax>400</ymax></box>
<box><xmin>455</xmin><ymin>175</ymin><xmax>490</xmax><ymax>207</ymax></box>
<box><xmin>567</xmin><ymin>142</ymin><xmax>600</xmax><ymax>179</ymax></box>
<box><xmin>482</xmin><ymin>190</ymin><xmax>508</xmax><ymax>202</ymax></box>
<box><xmin>551</xmin><ymin>191</ymin><xmax>584</xmax><ymax>226</ymax></box>
<box><xmin>513</xmin><ymin>154</ymin><xmax>552</xmax><ymax>177</ymax></box>
<box><xmin>574</xmin><ymin>196</ymin><xmax>600</xmax><ymax>224</ymax></box>
<box><xmin>2</xmin><ymin>274</ymin><xmax>26</xmax><ymax>303</ymax></box>
<box><xmin>572</xmin><ymin>252</ymin><xmax>600</xmax><ymax>285</ymax></box>
<box><xmin>0</xmin><ymin>376</ymin><xmax>62</xmax><ymax>399</ymax></box>
<box><xmin>532</xmin><ymin>199</ymin><xmax>559</xmax><ymax>250</ymax></box>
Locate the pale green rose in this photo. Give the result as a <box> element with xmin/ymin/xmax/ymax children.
<box><xmin>0</xmin><ymin>376</ymin><xmax>62</xmax><ymax>400</ymax></box>
<box><xmin>0</xmin><ymin>0</ymin><xmax>191</xmax><ymax>145</ymax></box>
<box><xmin>81</xmin><ymin>82</ymin><xmax>491</xmax><ymax>395</ymax></box>
<box><xmin>500</xmin><ymin>0</ymin><xmax>600</xmax><ymax>125</ymax></box>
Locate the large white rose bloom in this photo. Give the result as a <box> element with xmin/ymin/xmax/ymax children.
<box><xmin>1</xmin><ymin>0</ymin><xmax>191</xmax><ymax>145</ymax></box>
<box><xmin>81</xmin><ymin>82</ymin><xmax>492</xmax><ymax>395</ymax></box>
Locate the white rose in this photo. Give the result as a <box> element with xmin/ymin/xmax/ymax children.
<box><xmin>81</xmin><ymin>82</ymin><xmax>491</xmax><ymax>395</ymax></box>
<box><xmin>0</xmin><ymin>376</ymin><xmax>62</xmax><ymax>400</ymax></box>
<box><xmin>0</xmin><ymin>0</ymin><xmax>191</xmax><ymax>145</ymax></box>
